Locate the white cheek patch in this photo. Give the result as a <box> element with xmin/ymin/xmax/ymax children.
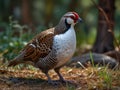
<box><xmin>66</xmin><ymin>14</ymin><xmax>74</xmax><ymax>17</ymax></box>
<box><xmin>67</xmin><ymin>18</ymin><xmax>74</xmax><ymax>24</ymax></box>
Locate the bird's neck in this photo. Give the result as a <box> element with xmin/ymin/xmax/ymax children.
<box><xmin>55</xmin><ymin>18</ymin><xmax>74</xmax><ymax>35</ymax></box>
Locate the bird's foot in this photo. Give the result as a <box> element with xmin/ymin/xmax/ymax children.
<box><xmin>48</xmin><ymin>80</ymin><xmax>61</xmax><ymax>86</ymax></box>
<box><xmin>60</xmin><ymin>79</ymin><xmax>78</xmax><ymax>87</ymax></box>
<box><xmin>59</xmin><ymin>79</ymin><xmax>76</xmax><ymax>84</ymax></box>
<box><xmin>48</xmin><ymin>80</ymin><xmax>77</xmax><ymax>87</ymax></box>
<box><xmin>60</xmin><ymin>79</ymin><xmax>74</xmax><ymax>84</ymax></box>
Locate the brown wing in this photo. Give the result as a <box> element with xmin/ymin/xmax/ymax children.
<box><xmin>16</xmin><ymin>28</ymin><xmax>55</xmax><ymax>63</ymax></box>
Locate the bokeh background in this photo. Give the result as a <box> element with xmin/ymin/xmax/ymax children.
<box><xmin>0</xmin><ymin>0</ymin><xmax>120</xmax><ymax>61</ymax></box>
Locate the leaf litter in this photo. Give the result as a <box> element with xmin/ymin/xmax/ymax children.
<box><xmin>0</xmin><ymin>64</ymin><xmax>119</xmax><ymax>90</ymax></box>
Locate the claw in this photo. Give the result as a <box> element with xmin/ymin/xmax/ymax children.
<box><xmin>59</xmin><ymin>79</ymin><xmax>74</xmax><ymax>84</ymax></box>
<box><xmin>48</xmin><ymin>80</ymin><xmax>60</xmax><ymax>86</ymax></box>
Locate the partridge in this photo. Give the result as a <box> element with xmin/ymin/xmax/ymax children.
<box><xmin>8</xmin><ymin>12</ymin><xmax>82</xmax><ymax>85</ymax></box>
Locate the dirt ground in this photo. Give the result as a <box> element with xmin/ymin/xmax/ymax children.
<box><xmin>0</xmin><ymin>66</ymin><xmax>120</xmax><ymax>90</ymax></box>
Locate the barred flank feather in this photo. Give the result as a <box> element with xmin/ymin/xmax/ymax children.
<box><xmin>35</xmin><ymin>49</ymin><xmax>57</xmax><ymax>70</ymax></box>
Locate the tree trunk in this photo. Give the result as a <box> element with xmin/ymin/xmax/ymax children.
<box><xmin>44</xmin><ymin>0</ymin><xmax>54</xmax><ymax>27</ymax></box>
<box><xmin>21</xmin><ymin>0</ymin><xmax>35</xmax><ymax>30</ymax></box>
<box><xmin>21</xmin><ymin>0</ymin><xmax>31</xmax><ymax>24</ymax></box>
<box><xmin>92</xmin><ymin>0</ymin><xmax>115</xmax><ymax>53</ymax></box>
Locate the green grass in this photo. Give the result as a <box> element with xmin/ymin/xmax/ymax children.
<box><xmin>89</xmin><ymin>52</ymin><xmax>95</xmax><ymax>67</ymax></box>
<box><xmin>89</xmin><ymin>52</ymin><xmax>116</xmax><ymax>89</ymax></box>
<box><xmin>98</xmin><ymin>67</ymin><xmax>113</xmax><ymax>89</ymax></box>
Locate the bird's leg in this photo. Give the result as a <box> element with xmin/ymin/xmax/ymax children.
<box><xmin>44</xmin><ymin>71</ymin><xmax>59</xmax><ymax>85</ymax></box>
<box><xmin>45</xmin><ymin>72</ymin><xmax>52</xmax><ymax>83</ymax></box>
<box><xmin>54</xmin><ymin>68</ymin><xmax>75</xmax><ymax>84</ymax></box>
<box><xmin>54</xmin><ymin>68</ymin><xmax>66</xmax><ymax>83</ymax></box>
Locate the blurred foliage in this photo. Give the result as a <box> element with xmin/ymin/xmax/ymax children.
<box><xmin>0</xmin><ymin>18</ymin><xmax>32</xmax><ymax>60</ymax></box>
<box><xmin>0</xmin><ymin>0</ymin><xmax>120</xmax><ymax>61</ymax></box>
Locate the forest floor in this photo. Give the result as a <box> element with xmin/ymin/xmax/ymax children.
<box><xmin>0</xmin><ymin>64</ymin><xmax>120</xmax><ymax>90</ymax></box>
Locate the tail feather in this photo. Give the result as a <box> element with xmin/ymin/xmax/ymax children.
<box><xmin>8</xmin><ymin>58</ymin><xmax>23</xmax><ymax>67</ymax></box>
<box><xmin>8</xmin><ymin>59</ymin><xmax>35</xmax><ymax>67</ymax></box>
<box><xmin>8</xmin><ymin>59</ymin><xmax>19</xmax><ymax>67</ymax></box>
<box><xmin>8</xmin><ymin>51</ymin><xmax>25</xmax><ymax>67</ymax></box>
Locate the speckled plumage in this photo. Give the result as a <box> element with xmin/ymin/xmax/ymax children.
<box><xmin>8</xmin><ymin>12</ymin><xmax>82</xmax><ymax>85</ymax></box>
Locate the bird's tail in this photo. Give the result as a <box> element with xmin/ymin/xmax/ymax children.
<box><xmin>8</xmin><ymin>51</ymin><xmax>26</xmax><ymax>67</ymax></box>
<box><xmin>8</xmin><ymin>58</ymin><xmax>23</xmax><ymax>67</ymax></box>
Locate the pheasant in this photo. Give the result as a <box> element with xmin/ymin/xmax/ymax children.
<box><xmin>8</xmin><ymin>12</ymin><xmax>82</xmax><ymax>85</ymax></box>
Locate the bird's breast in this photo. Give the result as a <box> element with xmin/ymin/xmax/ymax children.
<box><xmin>53</xmin><ymin>26</ymin><xmax>76</xmax><ymax>68</ymax></box>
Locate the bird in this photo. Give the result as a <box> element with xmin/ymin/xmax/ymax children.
<box><xmin>8</xmin><ymin>12</ymin><xmax>82</xmax><ymax>85</ymax></box>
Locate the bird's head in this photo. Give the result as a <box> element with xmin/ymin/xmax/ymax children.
<box><xmin>64</xmin><ymin>12</ymin><xmax>82</xmax><ymax>25</ymax></box>
<box><xmin>55</xmin><ymin>12</ymin><xmax>82</xmax><ymax>34</ymax></box>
